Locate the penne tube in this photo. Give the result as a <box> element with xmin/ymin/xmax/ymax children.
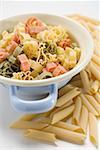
<box><xmin>43</xmin><ymin>125</ymin><xmax>85</xmax><ymax>144</ymax></box>
<box><xmin>79</xmin><ymin>105</ymin><xmax>88</xmax><ymax>134</ymax></box>
<box><xmin>62</xmin><ymin>114</ymin><xmax>73</xmax><ymax>122</ymax></box>
<box><xmin>85</xmin><ymin>65</ymin><xmax>92</xmax><ymax>79</ymax></box>
<box><xmin>56</xmin><ymin>88</ymin><xmax>80</xmax><ymax>107</ymax></box>
<box><xmin>92</xmin><ymin>61</ymin><xmax>100</xmax><ymax>70</ymax></box>
<box><xmin>70</xmin><ymin>79</ymin><xmax>83</xmax><ymax>88</ymax></box>
<box><xmin>80</xmin><ymin>70</ymin><xmax>90</xmax><ymax>93</ymax></box>
<box><xmin>89</xmin><ymin>113</ymin><xmax>98</xmax><ymax>146</ymax></box>
<box><xmin>85</xmin><ymin>94</ymin><xmax>100</xmax><ymax>115</ymax></box>
<box><xmin>58</xmin><ymin>84</ymin><xmax>74</xmax><ymax>97</ymax></box>
<box><xmin>19</xmin><ymin>114</ymin><xmax>38</xmax><ymax>121</ymax></box>
<box><xmin>78</xmin><ymin>19</ymin><xmax>91</xmax><ymax>32</ymax></box>
<box><xmin>67</xmin><ymin>15</ymin><xmax>80</xmax><ymax>20</ymax></box>
<box><xmin>92</xmin><ymin>30</ymin><xmax>100</xmax><ymax>40</ymax></box>
<box><xmin>37</xmin><ymin>118</ymin><xmax>82</xmax><ymax>132</ymax></box>
<box><xmin>51</xmin><ymin>105</ymin><xmax>75</xmax><ymax>124</ymax></box>
<box><xmin>24</xmin><ymin>129</ymin><xmax>57</xmax><ymax>144</ymax></box>
<box><xmin>71</xmin><ymin>74</ymin><xmax>81</xmax><ymax>81</ymax></box>
<box><xmin>92</xmin><ymin>54</ymin><xmax>100</xmax><ymax>66</ymax></box>
<box><xmin>90</xmin><ymin>80</ymin><xmax>100</xmax><ymax>94</ymax></box>
<box><xmin>37</xmin><ymin>117</ymin><xmax>51</xmax><ymax>124</ymax></box>
<box><xmin>54</xmin><ymin>121</ymin><xmax>83</xmax><ymax>133</ymax></box>
<box><xmin>72</xmin><ymin>96</ymin><xmax>82</xmax><ymax>125</ymax></box>
<box><xmin>50</xmin><ymin>100</ymin><xmax>73</xmax><ymax>118</ymax></box>
<box><xmin>87</xmin><ymin>22</ymin><xmax>96</xmax><ymax>32</ymax></box>
<box><xmin>89</xmin><ymin>62</ymin><xmax>100</xmax><ymax>81</ymax></box>
<box><xmin>19</xmin><ymin>112</ymin><xmax>51</xmax><ymax>121</ymax></box>
<box><xmin>10</xmin><ymin>120</ymin><xmax>48</xmax><ymax>130</ymax></box>
<box><xmin>94</xmin><ymin>92</ymin><xmax>100</xmax><ymax>104</ymax></box>
<box><xmin>94</xmin><ymin>40</ymin><xmax>100</xmax><ymax>57</ymax></box>
<box><xmin>68</xmin><ymin>14</ymin><xmax>100</xmax><ymax>25</ymax></box>
<box><xmin>80</xmin><ymin>94</ymin><xmax>99</xmax><ymax>116</ymax></box>
<box><xmin>60</xmin><ymin>99</ymin><xmax>73</xmax><ymax>108</ymax></box>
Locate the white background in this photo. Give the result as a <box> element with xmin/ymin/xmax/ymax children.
<box><xmin>0</xmin><ymin>0</ymin><xmax>100</xmax><ymax>19</ymax></box>
<box><xmin>0</xmin><ymin>1</ymin><xmax>100</xmax><ymax>150</ymax></box>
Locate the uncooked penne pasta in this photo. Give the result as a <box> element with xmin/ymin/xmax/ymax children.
<box><xmin>10</xmin><ymin>120</ymin><xmax>48</xmax><ymax>130</ymax></box>
<box><xmin>43</xmin><ymin>125</ymin><xmax>85</xmax><ymax>144</ymax></box>
<box><xmin>37</xmin><ymin>117</ymin><xmax>51</xmax><ymax>124</ymax></box>
<box><xmin>80</xmin><ymin>94</ymin><xmax>99</xmax><ymax>116</ymax></box>
<box><xmin>78</xmin><ymin>19</ymin><xmax>91</xmax><ymax>32</ymax></box>
<box><xmin>62</xmin><ymin>114</ymin><xmax>73</xmax><ymax>122</ymax></box>
<box><xmin>92</xmin><ymin>54</ymin><xmax>100</xmax><ymax>66</ymax></box>
<box><xmin>58</xmin><ymin>84</ymin><xmax>74</xmax><ymax>97</ymax></box>
<box><xmin>87</xmin><ymin>22</ymin><xmax>96</xmax><ymax>32</ymax></box>
<box><xmin>67</xmin><ymin>14</ymin><xmax>79</xmax><ymax>20</ymax></box>
<box><xmin>85</xmin><ymin>65</ymin><xmax>92</xmax><ymax>79</ymax></box>
<box><xmin>80</xmin><ymin>70</ymin><xmax>90</xmax><ymax>93</ymax></box>
<box><xmin>94</xmin><ymin>40</ymin><xmax>100</xmax><ymax>57</ymax></box>
<box><xmin>85</xmin><ymin>94</ymin><xmax>100</xmax><ymax>115</ymax></box>
<box><xmin>70</xmin><ymin>79</ymin><xmax>83</xmax><ymax>88</ymax></box>
<box><xmin>50</xmin><ymin>99</ymin><xmax>73</xmax><ymax>118</ymax></box>
<box><xmin>92</xmin><ymin>61</ymin><xmax>100</xmax><ymax>70</ymax></box>
<box><xmin>69</xmin><ymin>14</ymin><xmax>100</xmax><ymax>25</ymax></box>
<box><xmin>89</xmin><ymin>113</ymin><xmax>98</xmax><ymax>146</ymax></box>
<box><xmin>19</xmin><ymin>114</ymin><xmax>38</xmax><ymax>121</ymax></box>
<box><xmin>60</xmin><ymin>99</ymin><xmax>73</xmax><ymax>109</ymax></box>
<box><xmin>54</xmin><ymin>121</ymin><xmax>83</xmax><ymax>133</ymax></box>
<box><xmin>92</xmin><ymin>29</ymin><xmax>100</xmax><ymax>41</ymax></box>
<box><xmin>90</xmin><ymin>80</ymin><xmax>100</xmax><ymax>94</ymax></box>
<box><xmin>9</xmin><ymin>15</ymin><xmax>100</xmax><ymax>147</ymax></box>
<box><xmin>94</xmin><ymin>92</ymin><xmax>100</xmax><ymax>104</ymax></box>
<box><xmin>89</xmin><ymin>62</ymin><xmax>100</xmax><ymax>81</ymax></box>
<box><xmin>19</xmin><ymin>112</ymin><xmax>51</xmax><ymax>121</ymax></box>
<box><xmin>24</xmin><ymin>129</ymin><xmax>57</xmax><ymax>144</ymax></box>
<box><xmin>79</xmin><ymin>105</ymin><xmax>88</xmax><ymax>134</ymax></box>
<box><xmin>72</xmin><ymin>96</ymin><xmax>82</xmax><ymax>125</ymax></box>
<box><xmin>56</xmin><ymin>88</ymin><xmax>80</xmax><ymax>107</ymax></box>
<box><xmin>37</xmin><ymin>118</ymin><xmax>82</xmax><ymax>132</ymax></box>
<box><xmin>51</xmin><ymin>105</ymin><xmax>75</xmax><ymax>124</ymax></box>
<box><xmin>71</xmin><ymin>74</ymin><xmax>81</xmax><ymax>81</ymax></box>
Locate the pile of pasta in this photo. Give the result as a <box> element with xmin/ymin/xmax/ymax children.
<box><xmin>0</xmin><ymin>16</ymin><xmax>81</xmax><ymax>80</ymax></box>
<box><xmin>10</xmin><ymin>14</ymin><xmax>100</xmax><ymax>147</ymax></box>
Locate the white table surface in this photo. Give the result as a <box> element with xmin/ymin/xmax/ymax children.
<box><xmin>0</xmin><ymin>1</ymin><xmax>100</xmax><ymax>150</ymax></box>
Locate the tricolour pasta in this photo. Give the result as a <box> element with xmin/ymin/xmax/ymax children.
<box><xmin>13</xmin><ymin>46</ymin><xmax>23</xmax><ymax>57</ymax></box>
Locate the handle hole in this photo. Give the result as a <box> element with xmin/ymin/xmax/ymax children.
<box><xmin>16</xmin><ymin>93</ymin><xmax>49</xmax><ymax>101</ymax></box>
